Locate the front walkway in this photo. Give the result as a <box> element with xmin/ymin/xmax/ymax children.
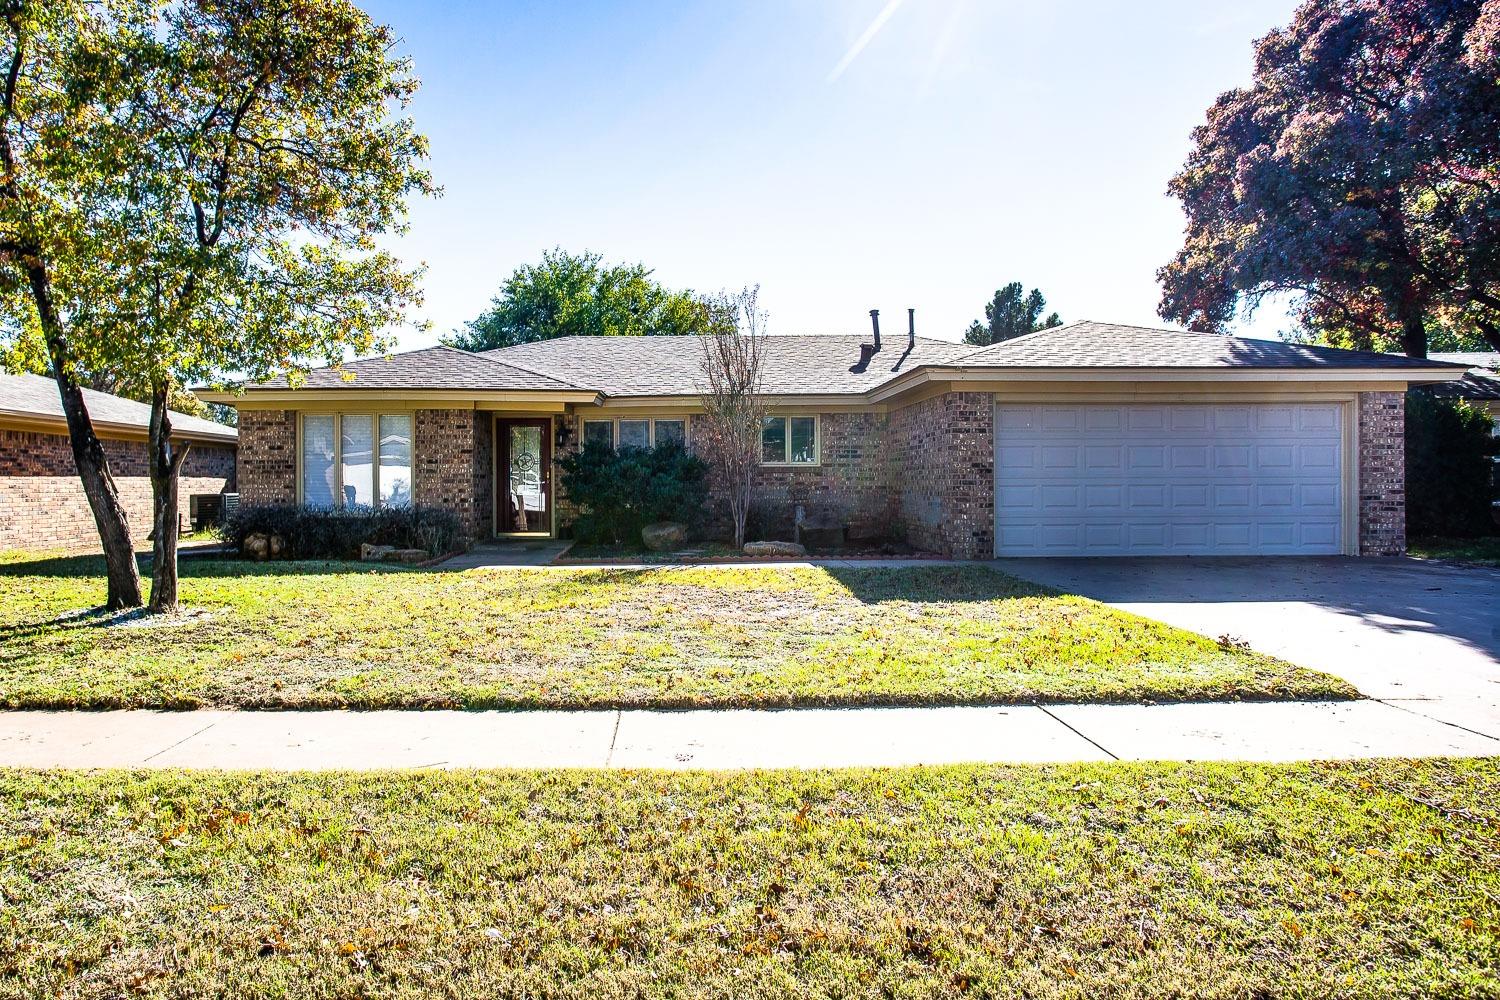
<box><xmin>0</xmin><ymin>699</ymin><xmax>1493</xmax><ymax>770</ymax></box>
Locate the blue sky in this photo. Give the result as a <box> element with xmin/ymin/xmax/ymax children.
<box><xmin>364</xmin><ymin>0</ymin><xmax>1303</xmax><ymax>348</ymax></box>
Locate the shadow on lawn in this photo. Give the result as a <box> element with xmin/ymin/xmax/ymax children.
<box><xmin>823</xmin><ymin>564</ymin><xmax>1054</xmax><ymax>605</ymax></box>
<box><xmin>0</xmin><ymin>550</ymin><xmax>421</xmax><ymax>580</ymax></box>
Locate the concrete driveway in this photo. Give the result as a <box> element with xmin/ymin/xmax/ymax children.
<box><xmin>995</xmin><ymin>556</ymin><xmax>1500</xmax><ymax>741</ymax></box>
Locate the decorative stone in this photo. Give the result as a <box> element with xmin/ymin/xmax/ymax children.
<box><xmin>268</xmin><ymin>534</ymin><xmax>285</xmax><ymax>558</ymax></box>
<box><xmin>361</xmin><ymin>542</ymin><xmax>395</xmax><ymax>561</ymax></box>
<box><xmin>743</xmin><ymin>540</ymin><xmax>806</xmax><ymax>557</ymax></box>
<box><xmin>244</xmin><ymin>532</ymin><xmax>270</xmax><ymax>560</ymax></box>
<box><xmin>387</xmin><ymin>548</ymin><xmax>429</xmax><ymax>563</ymax></box>
<box><xmin>641</xmin><ymin>521</ymin><xmax>687</xmax><ymax>551</ymax></box>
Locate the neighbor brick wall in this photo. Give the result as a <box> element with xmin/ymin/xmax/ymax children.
<box><xmin>889</xmin><ymin>392</ymin><xmax>995</xmax><ymax>559</ymax></box>
<box><xmin>0</xmin><ymin>427</ymin><xmax>236</xmax><ymax>551</ymax></box>
<box><xmin>236</xmin><ymin>409</ymin><xmax>296</xmax><ymax>504</ymax></box>
<box><xmin>1358</xmin><ymin>391</ymin><xmax>1406</xmax><ymax>556</ymax></box>
<box><xmin>414</xmin><ymin>409</ymin><xmax>479</xmax><ymax>540</ymax></box>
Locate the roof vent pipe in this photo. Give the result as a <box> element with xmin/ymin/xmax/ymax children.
<box><xmin>907</xmin><ymin>308</ymin><xmax>915</xmax><ymax>350</ymax></box>
<box><xmin>868</xmin><ymin>309</ymin><xmax>881</xmax><ymax>353</ymax></box>
<box><xmin>856</xmin><ymin>342</ymin><xmax>875</xmax><ymax>368</ymax></box>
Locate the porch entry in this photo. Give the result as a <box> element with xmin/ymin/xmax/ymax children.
<box><xmin>495</xmin><ymin>417</ymin><xmax>552</xmax><ymax>536</ymax></box>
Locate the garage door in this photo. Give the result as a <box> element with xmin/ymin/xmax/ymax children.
<box><xmin>994</xmin><ymin>403</ymin><xmax>1345</xmax><ymax>556</ymax></box>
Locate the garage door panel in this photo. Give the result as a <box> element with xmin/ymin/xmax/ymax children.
<box><xmin>995</xmin><ymin>402</ymin><xmax>1345</xmax><ymax>556</ymax></box>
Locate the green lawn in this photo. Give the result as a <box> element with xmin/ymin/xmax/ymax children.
<box><xmin>0</xmin><ymin>552</ymin><xmax>1352</xmax><ymax>710</ymax></box>
<box><xmin>1</xmin><ymin>760</ymin><xmax>1496</xmax><ymax>998</ymax></box>
<box><xmin>1409</xmin><ymin>535</ymin><xmax>1500</xmax><ymax>567</ymax></box>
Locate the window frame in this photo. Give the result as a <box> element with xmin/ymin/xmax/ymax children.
<box><xmin>578</xmin><ymin>415</ymin><xmax>691</xmax><ymax>449</ymax></box>
<box><xmin>760</xmin><ymin>413</ymin><xmax>820</xmax><ymax>467</ymax></box>
<box><xmin>297</xmin><ymin>411</ymin><xmax>414</xmax><ymax>509</ymax></box>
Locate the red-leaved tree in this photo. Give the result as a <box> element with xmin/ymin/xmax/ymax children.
<box><xmin>1160</xmin><ymin>0</ymin><xmax>1500</xmax><ymax>357</ymax></box>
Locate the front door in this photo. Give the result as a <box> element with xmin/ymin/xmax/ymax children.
<box><xmin>496</xmin><ymin>418</ymin><xmax>552</xmax><ymax>535</ymax></box>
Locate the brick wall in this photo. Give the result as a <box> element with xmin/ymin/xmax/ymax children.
<box><xmin>889</xmin><ymin>392</ymin><xmax>995</xmax><ymax>559</ymax></box>
<box><xmin>743</xmin><ymin>410</ymin><xmax>893</xmax><ymax>540</ymax></box>
<box><xmin>414</xmin><ymin>409</ymin><xmax>479</xmax><ymax>540</ymax></box>
<box><xmin>236</xmin><ymin>409</ymin><xmax>296</xmax><ymax>504</ymax></box>
<box><xmin>0</xmin><ymin>428</ymin><xmax>236</xmax><ymax>551</ymax></box>
<box><xmin>1358</xmin><ymin>390</ymin><xmax>1406</xmax><ymax>556</ymax></box>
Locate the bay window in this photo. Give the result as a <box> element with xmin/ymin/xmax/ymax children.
<box><xmin>300</xmin><ymin>413</ymin><xmax>413</xmax><ymax>508</ymax></box>
<box><xmin>761</xmin><ymin>415</ymin><xmax>818</xmax><ymax>465</ymax></box>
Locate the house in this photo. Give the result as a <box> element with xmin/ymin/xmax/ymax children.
<box><xmin>1</xmin><ymin>372</ymin><xmax>238</xmax><ymax>550</ymax></box>
<box><xmin>1426</xmin><ymin>353</ymin><xmax>1500</xmax><ymax>428</ymax></box>
<box><xmin>199</xmin><ymin>319</ymin><xmax>1465</xmax><ymax>558</ymax></box>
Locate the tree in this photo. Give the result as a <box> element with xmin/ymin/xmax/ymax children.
<box><xmin>0</xmin><ymin>0</ymin><xmax>432</xmax><ymax>612</ymax></box>
<box><xmin>696</xmin><ymin>286</ymin><xmax>767</xmax><ymax>550</ymax></box>
<box><xmin>0</xmin><ymin>2</ymin><xmax>145</xmax><ymax>608</ymax></box>
<box><xmin>448</xmin><ymin>248</ymin><xmax>709</xmax><ymax>351</ymax></box>
<box><xmin>1159</xmin><ymin>0</ymin><xmax>1500</xmax><ymax>358</ymax></box>
<box><xmin>963</xmin><ymin>282</ymin><xmax>1062</xmax><ymax>346</ymax></box>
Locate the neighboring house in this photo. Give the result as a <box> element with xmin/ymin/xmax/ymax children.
<box><xmin>0</xmin><ymin>372</ymin><xmax>238</xmax><ymax>550</ymax></box>
<box><xmin>1426</xmin><ymin>353</ymin><xmax>1500</xmax><ymax>430</ymax></box>
<box><xmin>199</xmin><ymin>320</ymin><xmax>1465</xmax><ymax>558</ymax></box>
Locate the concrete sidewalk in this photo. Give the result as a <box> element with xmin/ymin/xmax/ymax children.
<box><xmin>0</xmin><ymin>699</ymin><xmax>1493</xmax><ymax>771</ymax></box>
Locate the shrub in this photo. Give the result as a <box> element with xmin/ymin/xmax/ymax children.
<box><xmin>219</xmin><ymin>504</ymin><xmax>466</xmax><ymax>560</ymax></box>
<box><xmin>558</xmin><ymin>441</ymin><xmax>709</xmax><ymax>544</ymax></box>
<box><xmin>1406</xmin><ymin>392</ymin><xmax>1498</xmax><ymax>538</ymax></box>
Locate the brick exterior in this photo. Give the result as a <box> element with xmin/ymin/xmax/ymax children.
<box><xmin>236</xmin><ymin>409</ymin><xmax>297</xmax><ymax>504</ymax></box>
<box><xmin>414</xmin><ymin>409</ymin><xmax>481</xmax><ymax>541</ymax></box>
<box><xmin>0</xmin><ymin>427</ymin><xmax>236</xmax><ymax>551</ymax></box>
<box><xmin>1358</xmin><ymin>391</ymin><xmax>1406</xmax><ymax>556</ymax></box>
<box><xmin>228</xmin><ymin>389</ymin><xmax>1412</xmax><ymax>560</ymax></box>
<box><xmin>889</xmin><ymin>392</ymin><xmax>995</xmax><ymax>559</ymax></box>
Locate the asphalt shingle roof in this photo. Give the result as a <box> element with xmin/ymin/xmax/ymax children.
<box><xmin>0</xmin><ymin>372</ymin><xmax>236</xmax><ymax>442</ymax></box>
<box><xmin>482</xmin><ymin>334</ymin><xmax>974</xmax><ymax>396</ymax></box>
<box><xmin>249</xmin><ymin>345</ymin><xmax>582</xmax><ymax>391</ymax></box>
<box><xmin>949</xmin><ymin>321</ymin><xmax>1465</xmax><ymax>370</ymax></box>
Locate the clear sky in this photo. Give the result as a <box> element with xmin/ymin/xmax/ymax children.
<box><xmin>362</xmin><ymin>0</ymin><xmax>1304</xmax><ymax>348</ymax></box>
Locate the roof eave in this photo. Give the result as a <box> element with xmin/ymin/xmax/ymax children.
<box><xmin>195</xmin><ymin>387</ymin><xmax>601</xmax><ymax>405</ymax></box>
<box><xmin>867</xmin><ymin>364</ymin><xmax>1464</xmax><ymax>402</ymax></box>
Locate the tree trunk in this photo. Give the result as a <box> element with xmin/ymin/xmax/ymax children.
<box><xmin>147</xmin><ymin>381</ymin><xmax>189</xmax><ymax>614</ymax></box>
<box><xmin>28</xmin><ymin>264</ymin><xmax>143</xmax><ymax>609</ymax></box>
<box><xmin>1394</xmin><ymin>297</ymin><xmax>1428</xmax><ymax>359</ymax></box>
<box><xmin>1477</xmin><ymin>319</ymin><xmax>1500</xmax><ymax>353</ymax></box>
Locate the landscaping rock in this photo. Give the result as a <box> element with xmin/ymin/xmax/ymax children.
<box><xmin>361</xmin><ymin>543</ymin><xmax>395</xmax><ymax>561</ymax></box>
<box><xmin>743</xmin><ymin>540</ymin><xmax>806</xmax><ymax>557</ymax></box>
<box><xmin>244</xmin><ymin>532</ymin><xmax>270</xmax><ymax>560</ymax></box>
<box><xmin>268</xmin><ymin>534</ymin><xmax>285</xmax><ymax>559</ymax></box>
<box><xmin>641</xmin><ymin>521</ymin><xmax>687</xmax><ymax>551</ymax></box>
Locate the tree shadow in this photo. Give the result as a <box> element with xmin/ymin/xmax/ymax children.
<box><xmin>821</xmin><ymin>564</ymin><xmax>1052</xmax><ymax>605</ymax></box>
<box><xmin>0</xmin><ymin>551</ymin><xmax>424</xmax><ymax>581</ymax></box>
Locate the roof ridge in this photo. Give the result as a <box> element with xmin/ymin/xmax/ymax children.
<box><xmin>434</xmin><ymin>343</ymin><xmax>587</xmax><ymax>390</ymax></box>
<box><xmin>949</xmin><ymin>320</ymin><xmax>1088</xmax><ymax>361</ymax></box>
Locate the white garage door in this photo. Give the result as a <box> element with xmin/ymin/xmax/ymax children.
<box><xmin>994</xmin><ymin>403</ymin><xmax>1345</xmax><ymax>557</ymax></box>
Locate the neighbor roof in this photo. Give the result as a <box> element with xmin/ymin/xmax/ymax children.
<box><xmin>0</xmin><ymin>371</ymin><xmax>237</xmax><ymax>443</ymax></box>
<box><xmin>248</xmin><ymin>345</ymin><xmax>583</xmax><ymax>392</ymax></box>
<box><xmin>482</xmin><ymin>334</ymin><xmax>974</xmax><ymax>397</ymax></box>
<box><xmin>1422</xmin><ymin>352</ymin><xmax>1500</xmax><ymax>402</ymax></box>
<box><xmin>950</xmin><ymin>321</ymin><xmax>1466</xmax><ymax>370</ymax></box>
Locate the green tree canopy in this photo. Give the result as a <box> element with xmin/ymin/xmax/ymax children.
<box><xmin>448</xmin><ymin>248</ymin><xmax>709</xmax><ymax>351</ymax></box>
<box><xmin>963</xmin><ymin>282</ymin><xmax>1063</xmax><ymax>346</ymax></box>
<box><xmin>0</xmin><ymin>0</ymin><xmax>432</xmax><ymax>610</ymax></box>
<box><xmin>1158</xmin><ymin>0</ymin><xmax>1500</xmax><ymax>357</ymax></box>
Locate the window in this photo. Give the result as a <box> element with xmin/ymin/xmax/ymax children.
<box><xmin>579</xmin><ymin>417</ymin><xmax>690</xmax><ymax>449</ymax></box>
<box><xmin>617</xmin><ymin>419</ymin><xmax>651</xmax><ymax>450</ymax></box>
<box><xmin>583</xmin><ymin>420</ymin><xmax>613</xmax><ymax>447</ymax></box>
<box><xmin>761</xmin><ymin>415</ymin><xmax>818</xmax><ymax>465</ymax></box>
<box><xmin>655</xmin><ymin>419</ymin><xmax>686</xmax><ymax>446</ymax></box>
<box><xmin>300</xmin><ymin>413</ymin><xmax>414</xmax><ymax>508</ymax></box>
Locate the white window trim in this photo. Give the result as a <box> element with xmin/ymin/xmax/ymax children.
<box><xmin>579</xmin><ymin>415</ymin><xmax>690</xmax><ymax>449</ymax></box>
<box><xmin>760</xmin><ymin>414</ymin><xmax>820</xmax><ymax>467</ymax></box>
<box><xmin>297</xmin><ymin>412</ymin><xmax>414</xmax><ymax>508</ymax></box>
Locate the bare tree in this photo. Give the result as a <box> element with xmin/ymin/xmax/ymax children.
<box><xmin>697</xmin><ymin>286</ymin><xmax>767</xmax><ymax>550</ymax></box>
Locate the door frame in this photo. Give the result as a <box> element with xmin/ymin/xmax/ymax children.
<box><xmin>493</xmin><ymin>415</ymin><xmax>554</xmax><ymax>538</ymax></box>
